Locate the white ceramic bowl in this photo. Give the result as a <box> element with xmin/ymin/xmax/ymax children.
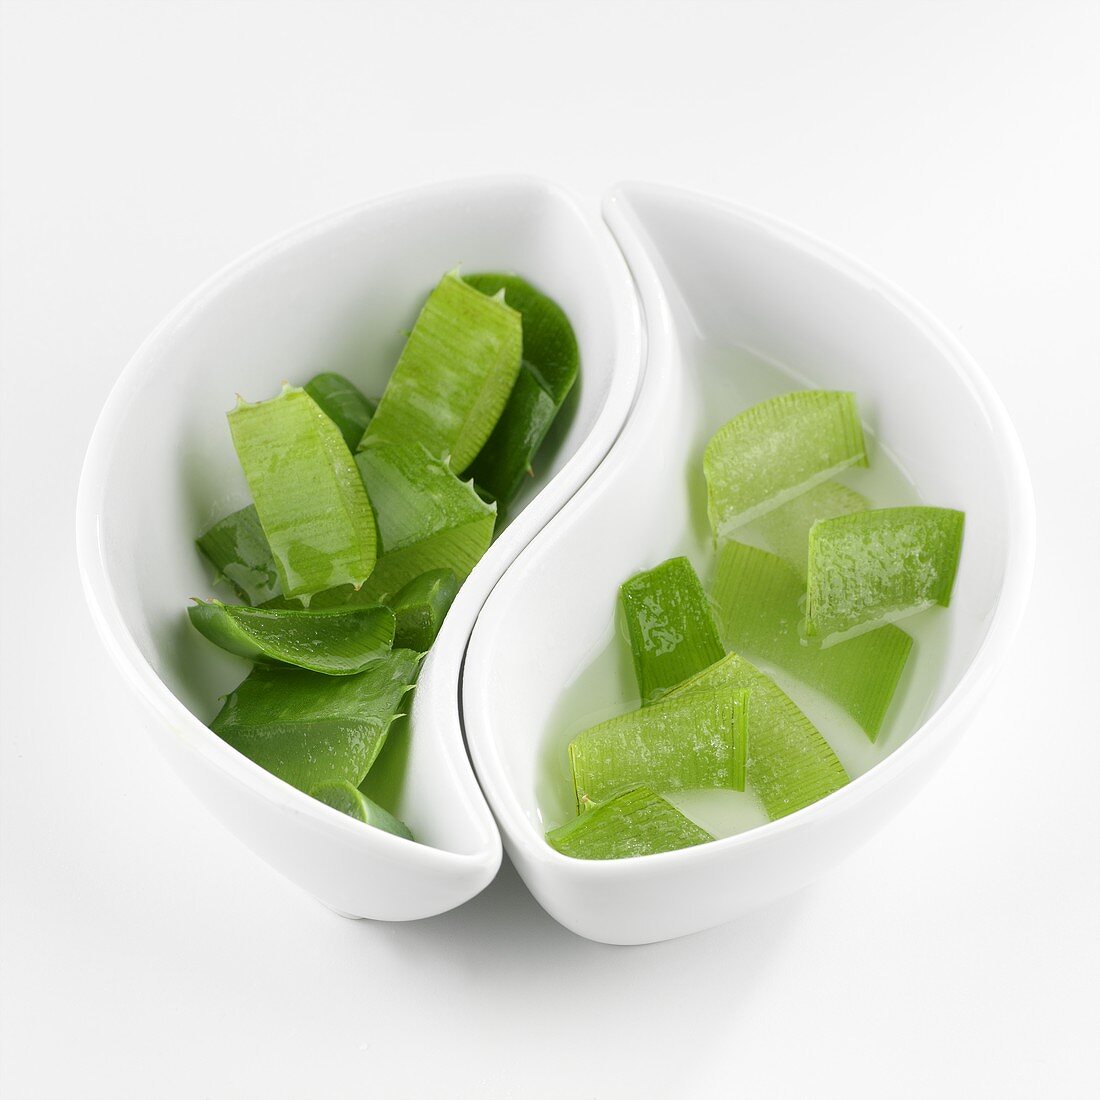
<box><xmin>462</xmin><ymin>182</ymin><xmax>1035</xmax><ymax>944</ymax></box>
<box><xmin>76</xmin><ymin>177</ymin><xmax>642</xmax><ymax>921</ymax></box>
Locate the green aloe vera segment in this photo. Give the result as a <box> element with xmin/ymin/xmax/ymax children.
<box><xmin>668</xmin><ymin>653</ymin><xmax>848</xmax><ymax>820</ymax></box>
<box><xmin>463</xmin><ymin>273</ymin><xmax>579</xmax><ymax>511</ymax></box>
<box><xmin>310</xmin><ymin>780</ymin><xmax>413</xmax><ymax>839</ymax></box>
<box><xmin>211</xmin><ymin>649</ymin><xmax>420</xmax><ymax>794</ymax></box>
<box><xmin>712</xmin><ymin>542</ymin><xmax>911</xmax><ymax>739</ymax></box>
<box><xmin>619</xmin><ymin>557</ymin><xmax>725</xmax><ymax>705</ymax></box>
<box><xmin>388</xmin><ymin>569</ymin><xmax>459</xmax><ymax>652</ymax></box>
<box><xmin>806</xmin><ymin>506</ymin><xmax>965</xmax><ymax>644</ymax></box>
<box><xmin>187</xmin><ymin>600</ymin><xmax>395</xmax><ymax>675</ymax></box>
<box><xmin>546</xmin><ymin>786</ymin><xmax>713</xmax><ymax>860</ymax></box>
<box><xmin>196</xmin><ymin>504</ymin><xmax>281</xmax><ymax>605</ymax></box>
<box><xmin>751</xmin><ymin>480</ymin><xmax>869</xmax><ymax>578</ymax></box>
<box><xmin>303</xmin><ymin>372</ymin><xmax>376</xmax><ymax>451</ymax></box>
<box><xmin>362</xmin><ymin>272</ymin><xmax>522</xmax><ymax>473</ymax></box>
<box><xmin>704</xmin><ymin>391</ymin><xmax>868</xmax><ymax>539</ymax></box>
<box><xmin>354</xmin><ymin>440</ymin><xmax>495</xmax><ymax>602</ymax></box>
<box><xmin>568</xmin><ymin>689</ymin><xmax>749</xmax><ymax>811</ymax></box>
<box><xmin>228</xmin><ymin>385</ymin><xmax>377</xmax><ymax>600</ymax></box>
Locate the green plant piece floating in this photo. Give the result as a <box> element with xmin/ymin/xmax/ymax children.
<box><xmin>303</xmin><ymin>372</ymin><xmax>376</xmax><ymax>451</ymax></box>
<box><xmin>806</xmin><ymin>506</ymin><xmax>965</xmax><ymax>644</ymax></box>
<box><xmin>362</xmin><ymin>272</ymin><xmax>522</xmax><ymax>473</ymax></box>
<box><xmin>211</xmin><ymin>649</ymin><xmax>420</xmax><ymax>794</ymax></box>
<box><xmin>310</xmin><ymin>780</ymin><xmax>414</xmax><ymax>840</ymax></box>
<box><xmin>388</xmin><ymin>569</ymin><xmax>459</xmax><ymax>652</ymax></box>
<box><xmin>354</xmin><ymin>440</ymin><xmax>495</xmax><ymax>602</ymax></box>
<box><xmin>667</xmin><ymin>653</ymin><xmax>848</xmax><ymax>820</ymax></box>
<box><xmin>568</xmin><ymin>689</ymin><xmax>749</xmax><ymax>811</ymax></box>
<box><xmin>751</xmin><ymin>480</ymin><xmax>869</xmax><ymax>578</ymax></box>
<box><xmin>619</xmin><ymin>556</ymin><xmax>725</xmax><ymax>705</ymax></box>
<box><xmin>228</xmin><ymin>385</ymin><xmax>376</xmax><ymax>600</ymax></box>
<box><xmin>712</xmin><ymin>541</ymin><xmax>911</xmax><ymax>740</ymax></box>
<box><xmin>546</xmin><ymin>786</ymin><xmax>713</xmax><ymax>860</ymax></box>
<box><xmin>704</xmin><ymin>391</ymin><xmax>868</xmax><ymax>539</ymax></box>
<box><xmin>196</xmin><ymin>504</ymin><xmax>281</xmax><ymax>605</ymax></box>
<box><xmin>187</xmin><ymin>600</ymin><xmax>395</xmax><ymax>675</ymax></box>
<box><xmin>462</xmin><ymin>273</ymin><xmax>579</xmax><ymax>512</ymax></box>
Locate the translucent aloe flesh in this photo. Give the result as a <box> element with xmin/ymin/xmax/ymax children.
<box><xmin>228</xmin><ymin>386</ymin><xmax>377</xmax><ymax>600</ymax></box>
<box><xmin>196</xmin><ymin>505</ymin><xmax>280</xmax><ymax>605</ymax></box>
<box><xmin>354</xmin><ymin>440</ymin><xmax>495</xmax><ymax>602</ymax></box>
<box><xmin>619</xmin><ymin>556</ymin><xmax>725</xmax><ymax>705</ymax></box>
<box><xmin>806</xmin><ymin>506</ymin><xmax>965</xmax><ymax>644</ymax></box>
<box><xmin>388</xmin><ymin>569</ymin><xmax>458</xmax><ymax>652</ymax></box>
<box><xmin>704</xmin><ymin>391</ymin><xmax>868</xmax><ymax>539</ymax></box>
<box><xmin>751</xmin><ymin>480</ymin><xmax>869</xmax><ymax>578</ymax></box>
<box><xmin>546</xmin><ymin>786</ymin><xmax>713</xmax><ymax>860</ymax></box>
<box><xmin>303</xmin><ymin>372</ymin><xmax>375</xmax><ymax>452</ymax></box>
<box><xmin>568</xmin><ymin>689</ymin><xmax>749</xmax><ymax>811</ymax></box>
<box><xmin>211</xmin><ymin>649</ymin><xmax>420</xmax><ymax>794</ymax></box>
<box><xmin>362</xmin><ymin>272</ymin><xmax>522</xmax><ymax>473</ymax></box>
<box><xmin>310</xmin><ymin>780</ymin><xmax>413</xmax><ymax>839</ymax></box>
<box><xmin>462</xmin><ymin>273</ymin><xmax>579</xmax><ymax>511</ymax></box>
<box><xmin>712</xmin><ymin>541</ymin><xmax>911</xmax><ymax>739</ymax></box>
<box><xmin>667</xmin><ymin>653</ymin><xmax>848</xmax><ymax>820</ymax></box>
<box><xmin>188</xmin><ymin>600</ymin><xmax>395</xmax><ymax>675</ymax></box>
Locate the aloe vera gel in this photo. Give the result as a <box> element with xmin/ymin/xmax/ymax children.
<box><xmin>189</xmin><ymin>271</ymin><xmax>578</xmax><ymax>840</ymax></box>
<box><xmin>543</xmin><ymin>347</ymin><xmax>963</xmax><ymax>859</ymax></box>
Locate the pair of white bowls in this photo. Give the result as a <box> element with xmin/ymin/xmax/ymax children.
<box><xmin>77</xmin><ymin>178</ymin><xmax>1034</xmax><ymax>945</ymax></box>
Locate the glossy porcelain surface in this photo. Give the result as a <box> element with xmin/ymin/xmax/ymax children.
<box><xmin>462</xmin><ymin>183</ymin><xmax>1035</xmax><ymax>944</ymax></box>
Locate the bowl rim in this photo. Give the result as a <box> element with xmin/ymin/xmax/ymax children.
<box><xmin>462</xmin><ymin>179</ymin><xmax>1037</xmax><ymax>876</ymax></box>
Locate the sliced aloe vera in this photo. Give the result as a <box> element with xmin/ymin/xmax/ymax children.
<box><xmin>211</xmin><ymin>648</ymin><xmax>420</xmax><ymax>793</ymax></box>
<box><xmin>619</xmin><ymin>556</ymin><xmax>725</xmax><ymax>705</ymax></box>
<box><xmin>806</xmin><ymin>506</ymin><xmax>965</xmax><ymax>644</ymax></box>
<box><xmin>303</xmin><ymin>372</ymin><xmax>375</xmax><ymax>451</ymax></box>
<box><xmin>310</xmin><ymin>780</ymin><xmax>413</xmax><ymax>840</ymax></box>
<box><xmin>354</xmin><ymin>440</ymin><xmax>495</xmax><ymax>602</ymax></box>
<box><xmin>187</xmin><ymin>600</ymin><xmax>395</xmax><ymax>675</ymax></box>
<box><xmin>568</xmin><ymin>689</ymin><xmax>749</xmax><ymax>811</ymax></box>
<box><xmin>463</xmin><ymin>273</ymin><xmax>579</xmax><ymax>511</ymax></box>
<box><xmin>712</xmin><ymin>541</ymin><xmax>911</xmax><ymax>739</ymax></box>
<box><xmin>546</xmin><ymin>786</ymin><xmax>713</xmax><ymax>860</ymax></box>
<box><xmin>362</xmin><ymin>272</ymin><xmax>522</xmax><ymax>473</ymax></box>
<box><xmin>667</xmin><ymin>653</ymin><xmax>848</xmax><ymax>820</ymax></box>
<box><xmin>704</xmin><ymin>391</ymin><xmax>868</xmax><ymax>539</ymax></box>
<box><xmin>751</xmin><ymin>480</ymin><xmax>869</xmax><ymax>578</ymax></box>
<box><xmin>228</xmin><ymin>385</ymin><xmax>376</xmax><ymax>600</ymax></box>
<box><xmin>388</xmin><ymin>569</ymin><xmax>458</xmax><ymax>652</ymax></box>
<box><xmin>196</xmin><ymin>504</ymin><xmax>280</xmax><ymax>605</ymax></box>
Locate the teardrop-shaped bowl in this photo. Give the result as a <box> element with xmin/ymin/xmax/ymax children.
<box><xmin>462</xmin><ymin>182</ymin><xmax>1035</xmax><ymax>944</ymax></box>
<box><xmin>76</xmin><ymin>177</ymin><xmax>642</xmax><ymax>920</ymax></box>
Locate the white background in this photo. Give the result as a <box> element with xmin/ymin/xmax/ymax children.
<box><xmin>1</xmin><ymin>1</ymin><xmax>1097</xmax><ymax>1096</ymax></box>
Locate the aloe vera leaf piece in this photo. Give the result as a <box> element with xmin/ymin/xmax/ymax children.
<box><xmin>228</xmin><ymin>385</ymin><xmax>377</xmax><ymax>600</ymax></box>
<box><xmin>704</xmin><ymin>391</ymin><xmax>868</xmax><ymax>539</ymax></box>
<box><xmin>805</xmin><ymin>506</ymin><xmax>965</xmax><ymax>645</ymax></box>
<box><xmin>210</xmin><ymin>649</ymin><xmax>420</xmax><ymax>793</ymax></box>
<box><xmin>751</xmin><ymin>480</ymin><xmax>869</xmax><ymax>578</ymax></box>
<box><xmin>310</xmin><ymin>780</ymin><xmax>414</xmax><ymax>840</ymax></box>
<box><xmin>388</xmin><ymin>569</ymin><xmax>459</xmax><ymax>652</ymax></box>
<box><xmin>196</xmin><ymin>504</ymin><xmax>281</xmax><ymax>605</ymax></box>
<box><xmin>619</xmin><ymin>556</ymin><xmax>725</xmax><ymax>705</ymax></box>
<box><xmin>667</xmin><ymin>653</ymin><xmax>848</xmax><ymax>820</ymax></box>
<box><xmin>187</xmin><ymin>600</ymin><xmax>395</xmax><ymax>675</ymax></box>
<box><xmin>462</xmin><ymin>273</ymin><xmax>579</xmax><ymax>510</ymax></box>
<box><xmin>546</xmin><ymin>786</ymin><xmax>713</xmax><ymax>860</ymax></box>
<box><xmin>353</xmin><ymin>440</ymin><xmax>495</xmax><ymax>602</ymax></box>
<box><xmin>712</xmin><ymin>541</ymin><xmax>911</xmax><ymax>739</ymax></box>
<box><xmin>303</xmin><ymin>372</ymin><xmax>376</xmax><ymax>451</ymax></box>
<box><xmin>362</xmin><ymin>272</ymin><xmax>522</xmax><ymax>473</ymax></box>
<box><xmin>568</xmin><ymin>689</ymin><xmax>749</xmax><ymax>811</ymax></box>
